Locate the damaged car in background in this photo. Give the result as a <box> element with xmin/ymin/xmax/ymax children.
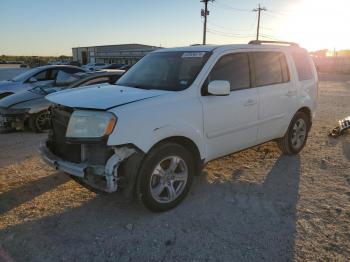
<box><xmin>329</xmin><ymin>116</ymin><xmax>350</xmax><ymax>137</ymax></box>
<box><xmin>40</xmin><ymin>41</ymin><xmax>318</xmax><ymax>212</ymax></box>
<box><xmin>0</xmin><ymin>71</ymin><xmax>124</xmax><ymax>133</ymax></box>
<box><xmin>0</xmin><ymin>65</ymin><xmax>85</xmax><ymax>100</ymax></box>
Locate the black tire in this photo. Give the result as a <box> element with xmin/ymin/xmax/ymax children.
<box><xmin>28</xmin><ymin>111</ymin><xmax>51</xmax><ymax>133</ymax></box>
<box><xmin>136</xmin><ymin>143</ymin><xmax>195</xmax><ymax>212</ymax></box>
<box><xmin>277</xmin><ymin>111</ymin><xmax>310</xmax><ymax>155</ymax></box>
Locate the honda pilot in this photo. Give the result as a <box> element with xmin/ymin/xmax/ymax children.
<box><xmin>40</xmin><ymin>41</ymin><xmax>318</xmax><ymax>211</ymax></box>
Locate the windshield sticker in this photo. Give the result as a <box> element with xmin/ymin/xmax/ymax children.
<box><xmin>182</xmin><ymin>52</ymin><xmax>206</xmax><ymax>58</ymax></box>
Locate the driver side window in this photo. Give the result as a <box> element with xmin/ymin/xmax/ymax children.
<box><xmin>33</xmin><ymin>70</ymin><xmax>48</xmax><ymax>81</ymax></box>
<box><xmin>207</xmin><ymin>53</ymin><xmax>251</xmax><ymax>91</ymax></box>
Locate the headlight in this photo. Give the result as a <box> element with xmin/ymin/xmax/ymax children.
<box><xmin>66</xmin><ymin>110</ymin><xmax>117</xmax><ymax>138</ymax></box>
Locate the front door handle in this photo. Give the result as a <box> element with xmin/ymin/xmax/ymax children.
<box><xmin>244</xmin><ymin>99</ymin><xmax>257</xmax><ymax>107</ymax></box>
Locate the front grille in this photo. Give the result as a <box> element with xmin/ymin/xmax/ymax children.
<box><xmin>49</xmin><ymin>106</ymin><xmax>81</xmax><ymax>163</ymax></box>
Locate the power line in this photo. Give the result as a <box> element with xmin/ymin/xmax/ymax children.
<box><xmin>207</xmin><ymin>30</ymin><xmax>255</xmax><ymax>39</ymax></box>
<box><xmin>201</xmin><ymin>0</ymin><xmax>215</xmax><ymax>45</ymax></box>
<box><xmin>208</xmin><ymin>28</ymin><xmax>254</xmax><ymax>38</ymax></box>
<box><xmin>259</xmin><ymin>34</ymin><xmax>279</xmax><ymax>40</ymax></box>
<box><xmin>253</xmin><ymin>4</ymin><xmax>267</xmax><ymax>40</ymax></box>
<box><xmin>202</xmin><ymin>3</ymin><xmax>280</xmax><ymax>42</ymax></box>
<box><xmin>209</xmin><ymin>2</ymin><xmax>251</xmax><ymax>12</ymax></box>
<box><xmin>208</xmin><ymin>13</ymin><xmax>257</xmax><ymax>33</ymax></box>
<box><xmin>208</xmin><ymin>21</ymin><xmax>255</xmax><ymax>33</ymax></box>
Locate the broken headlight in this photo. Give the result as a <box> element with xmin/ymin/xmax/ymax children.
<box><xmin>66</xmin><ymin>110</ymin><xmax>116</xmax><ymax>138</ymax></box>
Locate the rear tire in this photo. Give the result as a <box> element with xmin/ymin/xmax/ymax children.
<box><xmin>277</xmin><ymin>111</ymin><xmax>310</xmax><ymax>155</ymax></box>
<box><xmin>28</xmin><ymin>111</ymin><xmax>50</xmax><ymax>133</ymax></box>
<box><xmin>136</xmin><ymin>143</ymin><xmax>194</xmax><ymax>212</ymax></box>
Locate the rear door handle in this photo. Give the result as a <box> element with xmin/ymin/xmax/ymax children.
<box><xmin>244</xmin><ymin>99</ymin><xmax>257</xmax><ymax>107</ymax></box>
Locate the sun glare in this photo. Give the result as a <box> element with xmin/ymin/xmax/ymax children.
<box><xmin>278</xmin><ymin>0</ymin><xmax>350</xmax><ymax>51</ymax></box>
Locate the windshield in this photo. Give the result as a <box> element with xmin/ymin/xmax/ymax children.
<box><xmin>31</xmin><ymin>71</ymin><xmax>80</xmax><ymax>94</ymax></box>
<box><xmin>116</xmin><ymin>51</ymin><xmax>211</xmax><ymax>91</ymax></box>
<box><xmin>31</xmin><ymin>83</ymin><xmax>62</xmax><ymax>95</ymax></box>
<box><xmin>11</xmin><ymin>68</ymin><xmax>40</xmax><ymax>82</ymax></box>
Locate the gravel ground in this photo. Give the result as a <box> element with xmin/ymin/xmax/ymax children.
<box><xmin>0</xmin><ymin>74</ymin><xmax>349</xmax><ymax>261</ymax></box>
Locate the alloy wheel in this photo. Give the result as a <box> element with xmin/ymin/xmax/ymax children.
<box><xmin>149</xmin><ymin>156</ymin><xmax>188</xmax><ymax>204</ymax></box>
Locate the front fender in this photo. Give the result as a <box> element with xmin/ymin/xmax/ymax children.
<box><xmin>108</xmin><ymin>121</ymin><xmax>206</xmax><ymax>159</ymax></box>
<box><xmin>107</xmin><ymin>94</ymin><xmax>205</xmax><ymax>159</ymax></box>
<box><xmin>28</xmin><ymin>100</ymin><xmax>52</xmax><ymax>114</ymax></box>
<box><xmin>150</xmin><ymin>122</ymin><xmax>205</xmax><ymax>158</ymax></box>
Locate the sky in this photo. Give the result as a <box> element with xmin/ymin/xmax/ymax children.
<box><xmin>1</xmin><ymin>0</ymin><xmax>349</xmax><ymax>56</ymax></box>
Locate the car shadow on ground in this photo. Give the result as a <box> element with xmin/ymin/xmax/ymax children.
<box><xmin>0</xmin><ymin>155</ymin><xmax>301</xmax><ymax>261</ymax></box>
<box><xmin>0</xmin><ymin>173</ymin><xmax>70</xmax><ymax>215</ymax></box>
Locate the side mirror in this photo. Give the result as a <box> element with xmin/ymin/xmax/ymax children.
<box><xmin>28</xmin><ymin>77</ymin><xmax>38</xmax><ymax>83</ymax></box>
<box><xmin>207</xmin><ymin>80</ymin><xmax>230</xmax><ymax>96</ymax></box>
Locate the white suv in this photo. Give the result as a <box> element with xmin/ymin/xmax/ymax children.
<box><xmin>41</xmin><ymin>41</ymin><xmax>318</xmax><ymax>211</ymax></box>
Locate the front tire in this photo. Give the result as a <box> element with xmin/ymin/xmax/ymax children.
<box><xmin>136</xmin><ymin>143</ymin><xmax>194</xmax><ymax>212</ymax></box>
<box><xmin>278</xmin><ymin>111</ymin><xmax>310</xmax><ymax>155</ymax></box>
<box><xmin>28</xmin><ymin>111</ymin><xmax>51</xmax><ymax>133</ymax></box>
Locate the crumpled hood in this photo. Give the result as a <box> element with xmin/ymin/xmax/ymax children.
<box><xmin>46</xmin><ymin>84</ymin><xmax>169</xmax><ymax>110</ymax></box>
<box><xmin>0</xmin><ymin>89</ymin><xmax>43</xmax><ymax>108</ymax></box>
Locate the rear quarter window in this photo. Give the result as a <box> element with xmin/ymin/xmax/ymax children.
<box><xmin>292</xmin><ymin>52</ymin><xmax>314</xmax><ymax>81</ymax></box>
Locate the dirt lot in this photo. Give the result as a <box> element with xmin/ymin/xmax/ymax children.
<box><xmin>0</xmin><ymin>74</ymin><xmax>349</xmax><ymax>261</ymax></box>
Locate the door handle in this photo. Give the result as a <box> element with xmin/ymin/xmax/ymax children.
<box><xmin>285</xmin><ymin>90</ymin><xmax>296</xmax><ymax>97</ymax></box>
<box><xmin>244</xmin><ymin>99</ymin><xmax>257</xmax><ymax>107</ymax></box>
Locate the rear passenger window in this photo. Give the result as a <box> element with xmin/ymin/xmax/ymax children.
<box><xmin>292</xmin><ymin>52</ymin><xmax>313</xmax><ymax>81</ymax></box>
<box><xmin>208</xmin><ymin>53</ymin><xmax>250</xmax><ymax>91</ymax></box>
<box><xmin>254</xmin><ymin>52</ymin><xmax>290</xmax><ymax>86</ymax></box>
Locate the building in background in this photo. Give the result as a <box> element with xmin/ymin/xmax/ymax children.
<box><xmin>72</xmin><ymin>44</ymin><xmax>160</xmax><ymax>65</ymax></box>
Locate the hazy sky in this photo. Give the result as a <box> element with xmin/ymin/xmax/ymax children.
<box><xmin>1</xmin><ymin>0</ymin><xmax>349</xmax><ymax>56</ymax></box>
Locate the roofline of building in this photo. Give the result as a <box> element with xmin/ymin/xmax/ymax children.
<box><xmin>72</xmin><ymin>43</ymin><xmax>161</xmax><ymax>49</ymax></box>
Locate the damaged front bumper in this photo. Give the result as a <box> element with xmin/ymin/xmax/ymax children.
<box><xmin>0</xmin><ymin>114</ymin><xmax>26</xmax><ymax>132</ymax></box>
<box><xmin>0</xmin><ymin>108</ymin><xmax>28</xmax><ymax>132</ymax></box>
<box><xmin>39</xmin><ymin>141</ymin><xmax>136</xmax><ymax>193</ymax></box>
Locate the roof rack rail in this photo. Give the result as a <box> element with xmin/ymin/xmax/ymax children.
<box><xmin>248</xmin><ymin>40</ymin><xmax>299</xmax><ymax>47</ymax></box>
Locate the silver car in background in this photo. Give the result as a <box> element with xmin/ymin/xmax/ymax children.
<box><xmin>0</xmin><ymin>65</ymin><xmax>85</xmax><ymax>100</ymax></box>
<box><xmin>0</xmin><ymin>71</ymin><xmax>124</xmax><ymax>133</ymax></box>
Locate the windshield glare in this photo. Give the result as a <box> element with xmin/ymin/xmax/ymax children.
<box><xmin>11</xmin><ymin>68</ymin><xmax>40</xmax><ymax>82</ymax></box>
<box><xmin>116</xmin><ymin>51</ymin><xmax>211</xmax><ymax>91</ymax></box>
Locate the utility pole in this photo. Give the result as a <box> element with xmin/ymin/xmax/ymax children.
<box><xmin>201</xmin><ymin>0</ymin><xmax>214</xmax><ymax>45</ymax></box>
<box><xmin>253</xmin><ymin>4</ymin><xmax>266</xmax><ymax>41</ymax></box>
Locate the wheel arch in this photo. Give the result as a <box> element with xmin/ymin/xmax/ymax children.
<box><xmin>148</xmin><ymin>136</ymin><xmax>203</xmax><ymax>174</ymax></box>
<box><xmin>296</xmin><ymin>106</ymin><xmax>312</xmax><ymax>129</ymax></box>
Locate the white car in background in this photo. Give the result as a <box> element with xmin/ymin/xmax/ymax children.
<box><xmin>41</xmin><ymin>41</ymin><xmax>318</xmax><ymax>212</ymax></box>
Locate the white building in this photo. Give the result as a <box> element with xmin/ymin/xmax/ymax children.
<box><xmin>72</xmin><ymin>44</ymin><xmax>160</xmax><ymax>65</ymax></box>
